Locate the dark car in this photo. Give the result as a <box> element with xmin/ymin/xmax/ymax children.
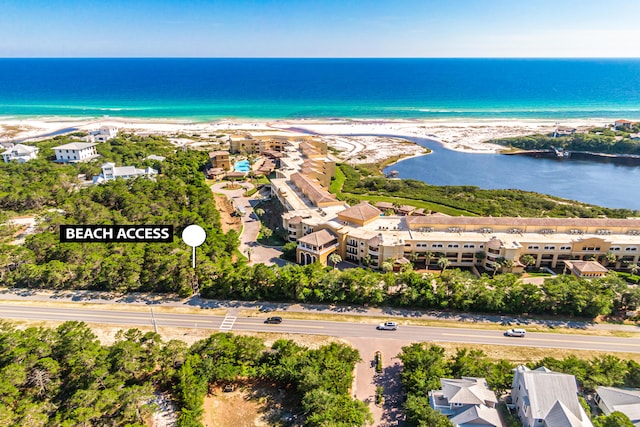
<box><xmin>264</xmin><ymin>316</ymin><xmax>283</xmax><ymax>324</ymax></box>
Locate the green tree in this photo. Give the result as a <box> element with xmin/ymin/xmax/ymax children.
<box><xmin>328</xmin><ymin>252</ymin><xmax>342</xmax><ymax>270</ymax></box>
<box><xmin>593</xmin><ymin>411</ymin><xmax>634</xmax><ymax>427</ymax></box>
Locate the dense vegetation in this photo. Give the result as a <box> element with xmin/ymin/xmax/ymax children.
<box><xmin>199</xmin><ymin>264</ymin><xmax>640</xmax><ymax>319</ymax></box>
<box><xmin>0</xmin><ymin>321</ymin><xmax>371</xmax><ymax>427</ymax></box>
<box><xmin>337</xmin><ymin>164</ymin><xmax>639</xmax><ymax>218</ymax></box>
<box><xmin>1</xmin><ymin>136</ymin><xmax>239</xmax><ymax>296</ymax></box>
<box><xmin>490</xmin><ymin>125</ymin><xmax>640</xmax><ymax>155</ymax></box>
<box><xmin>398</xmin><ymin>343</ymin><xmax>640</xmax><ymax>427</ymax></box>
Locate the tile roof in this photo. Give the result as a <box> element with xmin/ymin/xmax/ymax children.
<box><xmin>406</xmin><ymin>215</ymin><xmax>640</xmax><ymax>228</ymax></box>
<box><xmin>298</xmin><ymin>229</ymin><xmax>337</xmax><ymax>247</ymax></box>
<box><xmin>338</xmin><ymin>202</ymin><xmax>381</xmax><ymax>222</ymax></box>
<box><xmin>290</xmin><ymin>173</ymin><xmax>338</xmax><ymax>205</ymax></box>
<box><xmin>564</xmin><ymin>260</ymin><xmax>609</xmax><ymax>273</ymax></box>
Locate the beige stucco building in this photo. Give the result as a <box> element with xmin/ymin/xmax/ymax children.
<box><xmin>283</xmin><ymin>201</ymin><xmax>640</xmax><ymax>270</ymax></box>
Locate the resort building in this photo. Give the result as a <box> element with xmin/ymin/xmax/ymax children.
<box><xmin>595</xmin><ymin>386</ymin><xmax>640</xmax><ymax>427</ymax></box>
<box><xmin>53</xmin><ymin>142</ymin><xmax>99</xmax><ymax>163</ymax></box>
<box><xmin>1</xmin><ymin>143</ymin><xmax>39</xmax><ymax>163</ymax></box>
<box><xmin>229</xmin><ymin>136</ymin><xmax>290</xmax><ymax>154</ymax></box>
<box><xmin>296</xmin><ymin>228</ymin><xmax>339</xmax><ymax>265</ymax></box>
<box><xmin>429</xmin><ymin>377</ymin><xmax>503</xmax><ymax>427</ymax></box>
<box><xmin>93</xmin><ymin>162</ymin><xmax>157</xmax><ymax>183</ymax></box>
<box><xmin>563</xmin><ymin>260</ymin><xmax>609</xmax><ymax>278</ymax></box>
<box><xmin>85</xmin><ymin>126</ymin><xmax>118</xmax><ymax>142</ymax></box>
<box><xmin>209</xmin><ymin>151</ymin><xmax>231</xmax><ymax>171</ymax></box>
<box><xmin>511</xmin><ymin>366</ymin><xmax>593</xmax><ymax>427</ymax></box>
<box><xmin>283</xmin><ymin>201</ymin><xmax>640</xmax><ymax>270</ymax></box>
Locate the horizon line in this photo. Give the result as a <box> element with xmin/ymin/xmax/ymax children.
<box><xmin>2</xmin><ymin>56</ymin><xmax>640</xmax><ymax>60</ymax></box>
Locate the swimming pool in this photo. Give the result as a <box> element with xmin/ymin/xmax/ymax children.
<box><xmin>234</xmin><ymin>160</ymin><xmax>250</xmax><ymax>172</ymax></box>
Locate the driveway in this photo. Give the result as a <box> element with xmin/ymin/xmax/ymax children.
<box><xmin>211</xmin><ymin>181</ymin><xmax>285</xmax><ymax>266</ymax></box>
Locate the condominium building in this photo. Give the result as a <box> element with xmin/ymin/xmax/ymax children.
<box><xmin>284</xmin><ymin>201</ymin><xmax>640</xmax><ymax>270</ymax></box>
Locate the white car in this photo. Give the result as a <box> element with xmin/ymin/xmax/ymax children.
<box><xmin>504</xmin><ymin>328</ymin><xmax>526</xmax><ymax>337</ymax></box>
<box><xmin>377</xmin><ymin>321</ymin><xmax>399</xmax><ymax>331</ymax></box>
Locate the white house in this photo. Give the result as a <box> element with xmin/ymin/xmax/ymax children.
<box><xmin>93</xmin><ymin>162</ymin><xmax>157</xmax><ymax>183</ymax></box>
<box><xmin>53</xmin><ymin>142</ymin><xmax>98</xmax><ymax>163</ymax></box>
<box><xmin>595</xmin><ymin>386</ymin><xmax>640</xmax><ymax>426</ymax></box>
<box><xmin>1</xmin><ymin>144</ymin><xmax>39</xmax><ymax>163</ymax></box>
<box><xmin>429</xmin><ymin>377</ymin><xmax>504</xmax><ymax>427</ymax></box>
<box><xmin>85</xmin><ymin>126</ymin><xmax>118</xmax><ymax>143</ymax></box>
<box><xmin>511</xmin><ymin>366</ymin><xmax>593</xmax><ymax>427</ymax></box>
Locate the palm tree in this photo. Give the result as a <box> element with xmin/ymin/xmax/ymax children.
<box><xmin>520</xmin><ymin>254</ymin><xmax>536</xmax><ymax>271</ymax></box>
<box><xmin>437</xmin><ymin>256</ymin><xmax>450</xmax><ymax>273</ymax></box>
<box><xmin>424</xmin><ymin>251</ymin><xmax>434</xmax><ymax>269</ymax></box>
<box><xmin>244</xmin><ymin>247</ymin><xmax>252</xmax><ymax>262</ymax></box>
<box><xmin>254</xmin><ymin>207</ymin><xmax>265</xmax><ymax>218</ymax></box>
<box><xmin>629</xmin><ymin>263</ymin><xmax>640</xmax><ymax>276</ymax></box>
<box><xmin>381</xmin><ymin>260</ymin><xmax>394</xmax><ymax>273</ymax></box>
<box><xmin>474</xmin><ymin>251</ymin><xmax>486</xmax><ymax>265</ymax></box>
<box><xmin>328</xmin><ymin>252</ymin><xmax>342</xmax><ymax>270</ymax></box>
<box><xmin>603</xmin><ymin>252</ymin><xmax>618</xmax><ymax>267</ymax></box>
<box><xmin>502</xmin><ymin>258</ymin><xmax>514</xmax><ymax>273</ymax></box>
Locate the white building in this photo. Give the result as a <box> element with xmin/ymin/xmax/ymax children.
<box><xmin>53</xmin><ymin>142</ymin><xmax>98</xmax><ymax>163</ymax></box>
<box><xmin>429</xmin><ymin>377</ymin><xmax>503</xmax><ymax>427</ymax></box>
<box><xmin>93</xmin><ymin>162</ymin><xmax>157</xmax><ymax>183</ymax></box>
<box><xmin>595</xmin><ymin>387</ymin><xmax>640</xmax><ymax>426</ymax></box>
<box><xmin>511</xmin><ymin>366</ymin><xmax>593</xmax><ymax>427</ymax></box>
<box><xmin>85</xmin><ymin>126</ymin><xmax>118</xmax><ymax>143</ymax></box>
<box><xmin>1</xmin><ymin>144</ymin><xmax>39</xmax><ymax>163</ymax></box>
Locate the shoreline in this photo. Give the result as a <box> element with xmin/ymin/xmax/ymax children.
<box><xmin>0</xmin><ymin>116</ymin><xmax>625</xmax><ymax>164</ymax></box>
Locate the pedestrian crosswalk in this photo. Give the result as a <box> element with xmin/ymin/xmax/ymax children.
<box><xmin>219</xmin><ymin>315</ymin><xmax>237</xmax><ymax>330</ymax></box>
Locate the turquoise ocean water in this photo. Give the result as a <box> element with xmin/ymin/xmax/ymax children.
<box><xmin>1</xmin><ymin>58</ymin><xmax>640</xmax><ymax>120</ymax></box>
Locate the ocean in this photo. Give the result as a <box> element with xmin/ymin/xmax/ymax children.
<box><xmin>1</xmin><ymin>58</ymin><xmax>640</xmax><ymax>120</ymax></box>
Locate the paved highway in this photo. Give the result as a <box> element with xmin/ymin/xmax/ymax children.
<box><xmin>1</xmin><ymin>303</ymin><xmax>638</xmax><ymax>353</ymax></box>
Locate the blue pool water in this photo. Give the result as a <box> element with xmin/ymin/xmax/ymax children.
<box><xmin>234</xmin><ymin>160</ymin><xmax>250</xmax><ymax>172</ymax></box>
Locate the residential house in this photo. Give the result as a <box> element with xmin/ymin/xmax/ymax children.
<box><xmin>595</xmin><ymin>386</ymin><xmax>640</xmax><ymax>427</ymax></box>
<box><xmin>85</xmin><ymin>126</ymin><xmax>118</xmax><ymax>142</ymax></box>
<box><xmin>429</xmin><ymin>377</ymin><xmax>503</xmax><ymax>427</ymax></box>
<box><xmin>93</xmin><ymin>162</ymin><xmax>157</xmax><ymax>183</ymax></box>
<box><xmin>53</xmin><ymin>142</ymin><xmax>98</xmax><ymax>163</ymax></box>
<box><xmin>1</xmin><ymin>143</ymin><xmax>39</xmax><ymax>163</ymax></box>
<box><xmin>615</xmin><ymin>120</ymin><xmax>634</xmax><ymax>130</ymax></box>
<box><xmin>511</xmin><ymin>366</ymin><xmax>593</xmax><ymax>427</ymax></box>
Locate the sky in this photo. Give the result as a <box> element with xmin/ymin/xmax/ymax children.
<box><xmin>1</xmin><ymin>0</ymin><xmax>640</xmax><ymax>58</ymax></box>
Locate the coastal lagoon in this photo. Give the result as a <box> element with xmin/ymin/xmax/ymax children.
<box><xmin>384</xmin><ymin>136</ymin><xmax>640</xmax><ymax>210</ymax></box>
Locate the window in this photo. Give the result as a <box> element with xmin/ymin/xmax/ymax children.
<box><xmin>560</xmin><ymin>246</ymin><xmax>571</xmax><ymax>251</ymax></box>
<box><xmin>432</xmin><ymin>243</ymin><xmax>443</xmax><ymax>248</ymax></box>
<box><xmin>528</xmin><ymin>245</ymin><xmax>539</xmax><ymax>250</ymax></box>
<box><xmin>463</xmin><ymin>244</ymin><xmax>475</xmax><ymax>248</ymax></box>
<box><xmin>611</xmin><ymin>247</ymin><xmax>621</xmax><ymax>251</ymax></box>
<box><xmin>544</xmin><ymin>246</ymin><xmax>555</xmax><ymax>250</ymax></box>
<box><xmin>447</xmin><ymin>244</ymin><xmax>459</xmax><ymax>248</ymax></box>
<box><xmin>627</xmin><ymin>247</ymin><xmax>638</xmax><ymax>252</ymax></box>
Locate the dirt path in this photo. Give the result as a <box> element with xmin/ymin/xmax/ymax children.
<box><xmin>212</xmin><ymin>193</ymin><xmax>242</xmax><ymax>234</ymax></box>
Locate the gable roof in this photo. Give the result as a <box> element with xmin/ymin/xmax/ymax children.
<box><xmin>545</xmin><ymin>401</ymin><xmax>591</xmax><ymax>427</ymax></box>
<box><xmin>515</xmin><ymin>366</ymin><xmax>592</xmax><ymax>426</ymax></box>
<box><xmin>441</xmin><ymin>377</ymin><xmax>498</xmax><ymax>406</ymax></box>
<box><xmin>2</xmin><ymin>144</ymin><xmax>39</xmax><ymax>155</ymax></box>
<box><xmin>596</xmin><ymin>387</ymin><xmax>640</xmax><ymax>426</ymax></box>
<box><xmin>338</xmin><ymin>202</ymin><xmax>381</xmax><ymax>223</ymax></box>
<box><xmin>449</xmin><ymin>404</ymin><xmax>503</xmax><ymax>427</ymax></box>
<box><xmin>290</xmin><ymin>173</ymin><xmax>338</xmax><ymax>205</ymax></box>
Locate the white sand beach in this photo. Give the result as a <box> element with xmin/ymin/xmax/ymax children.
<box><xmin>0</xmin><ymin>116</ymin><xmax>615</xmax><ymax>165</ymax></box>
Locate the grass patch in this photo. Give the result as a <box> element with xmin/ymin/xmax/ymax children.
<box><xmin>329</xmin><ymin>165</ymin><xmax>346</xmax><ymax>195</ymax></box>
<box><xmin>349</xmin><ymin>194</ymin><xmax>477</xmax><ymax>216</ymax></box>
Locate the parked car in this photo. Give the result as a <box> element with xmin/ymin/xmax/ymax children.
<box><xmin>504</xmin><ymin>328</ymin><xmax>526</xmax><ymax>337</ymax></box>
<box><xmin>377</xmin><ymin>321</ymin><xmax>398</xmax><ymax>331</ymax></box>
<box><xmin>264</xmin><ymin>316</ymin><xmax>283</xmax><ymax>324</ymax></box>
